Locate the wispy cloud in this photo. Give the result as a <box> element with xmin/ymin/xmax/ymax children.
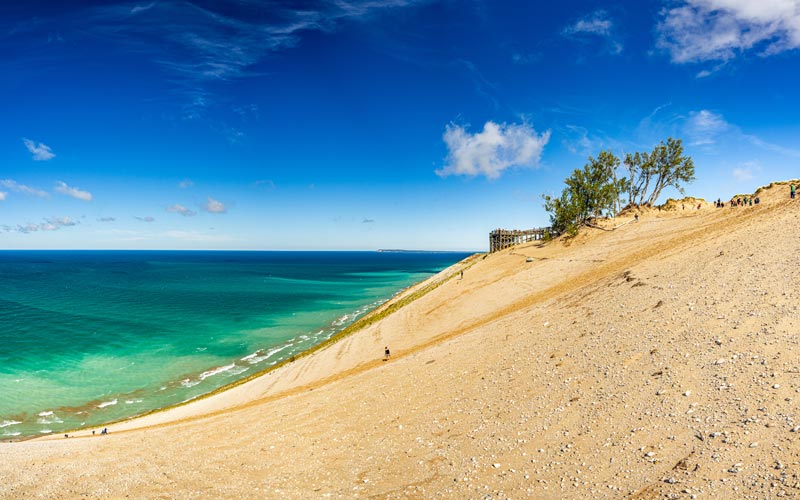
<box><xmin>202</xmin><ymin>196</ymin><xmax>226</xmax><ymax>213</ymax></box>
<box><xmin>682</xmin><ymin>109</ymin><xmax>800</xmax><ymax>157</ymax></box>
<box><xmin>166</xmin><ymin>203</ymin><xmax>197</xmax><ymax>216</ymax></box>
<box><xmin>178</xmin><ymin>178</ymin><xmax>194</xmax><ymax>189</ymax></box>
<box><xmin>67</xmin><ymin>0</ymin><xmax>426</xmax><ymax>117</ymax></box>
<box><xmin>130</xmin><ymin>2</ymin><xmax>155</xmax><ymax>15</ymax></box>
<box><xmin>253</xmin><ymin>179</ymin><xmax>276</xmax><ymax>190</ymax></box>
<box><xmin>562</xmin><ymin>124</ymin><xmax>604</xmax><ymax>157</ymax></box>
<box><xmin>657</xmin><ymin>0</ymin><xmax>800</xmax><ymax>64</ymax></box>
<box><xmin>685</xmin><ymin>109</ymin><xmax>729</xmax><ymax>145</ymax></box>
<box><xmin>3</xmin><ymin>216</ymin><xmax>78</xmax><ymax>234</ymax></box>
<box><xmin>97</xmin><ymin>216</ymin><xmax>116</xmax><ymax>222</ymax></box>
<box><xmin>565</xmin><ymin>10</ymin><xmax>612</xmax><ymax>36</ymax></box>
<box><xmin>437</xmin><ymin>121</ymin><xmax>550</xmax><ymax>180</ymax></box>
<box><xmin>743</xmin><ymin>133</ymin><xmax>800</xmax><ymax>158</ymax></box>
<box><xmin>22</xmin><ymin>138</ymin><xmax>55</xmax><ymax>161</ymax></box>
<box><xmin>0</xmin><ymin>192</ymin><xmax>6</xmax><ymax>201</ymax></box>
<box><xmin>563</xmin><ymin>10</ymin><xmax>623</xmax><ymax>54</ymax></box>
<box><xmin>0</xmin><ymin>179</ymin><xmax>48</xmax><ymax>198</ymax></box>
<box><xmin>54</xmin><ymin>180</ymin><xmax>92</xmax><ymax>201</ymax></box>
<box><xmin>457</xmin><ymin>59</ymin><xmax>500</xmax><ymax>109</ymax></box>
<box><xmin>135</xmin><ymin>216</ymin><xmax>155</xmax><ymax>222</ymax></box>
<box><xmin>511</xmin><ymin>52</ymin><xmax>542</xmax><ymax>65</ymax></box>
<box><xmin>362</xmin><ymin>218</ymin><xmax>375</xmax><ymax>224</ymax></box>
<box><xmin>732</xmin><ymin>161</ymin><xmax>761</xmax><ymax>182</ymax></box>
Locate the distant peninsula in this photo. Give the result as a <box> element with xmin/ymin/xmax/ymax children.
<box><xmin>376</xmin><ymin>249</ymin><xmax>468</xmax><ymax>253</ymax></box>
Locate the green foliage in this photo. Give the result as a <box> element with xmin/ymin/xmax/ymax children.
<box><xmin>625</xmin><ymin>137</ymin><xmax>695</xmax><ymax>206</ymax></box>
<box><xmin>543</xmin><ymin>137</ymin><xmax>695</xmax><ymax>237</ymax></box>
<box><xmin>543</xmin><ymin>150</ymin><xmax>622</xmax><ymax>236</ymax></box>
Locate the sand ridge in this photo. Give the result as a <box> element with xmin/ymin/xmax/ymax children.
<box><xmin>2</xmin><ymin>181</ymin><xmax>800</xmax><ymax>499</ymax></box>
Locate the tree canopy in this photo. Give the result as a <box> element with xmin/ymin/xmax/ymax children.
<box><xmin>543</xmin><ymin>137</ymin><xmax>694</xmax><ymax>236</ymax></box>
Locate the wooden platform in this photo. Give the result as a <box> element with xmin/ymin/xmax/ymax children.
<box><xmin>489</xmin><ymin>228</ymin><xmax>550</xmax><ymax>253</ymax></box>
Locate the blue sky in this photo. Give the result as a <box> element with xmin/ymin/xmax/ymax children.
<box><xmin>2</xmin><ymin>0</ymin><xmax>799</xmax><ymax>250</ymax></box>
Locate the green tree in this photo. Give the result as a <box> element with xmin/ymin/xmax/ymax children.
<box><xmin>643</xmin><ymin>138</ymin><xmax>695</xmax><ymax>206</ymax></box>
<box><xmin>543</xmin><ymin>150</ymin><xmax>623</xmax><ymax>236</ymax></box>
<box><xmin>625</xmin><ymin>138</ymin><xmax>695</xmax><ymax>207</ymax></box>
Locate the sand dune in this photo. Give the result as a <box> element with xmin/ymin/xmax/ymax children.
<box><xmin>2</xmin><ymin>181</ymin><xmax>799</xmax><ymax>499</ymax></box>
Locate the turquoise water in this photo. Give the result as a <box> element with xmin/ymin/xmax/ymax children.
<box><xmin>0</xmin><ymin>250</ymin><xmax>469</xmax><ymax>439</ymax></box>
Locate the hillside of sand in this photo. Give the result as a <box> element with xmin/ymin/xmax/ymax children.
<box><xmin>1</xmin><ymin>180</ymin><xmax>799</xmax><ymax>499</ymax></box>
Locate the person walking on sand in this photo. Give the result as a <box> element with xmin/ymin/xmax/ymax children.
<box><xmin>460</xmin><ymin>270</ymin><xmax>463</xmax><ymax>280</ymax></box>
<box><xmin>384</xmin><ymin>346</ymin><xmax>390</xmax><ymax>360</ymax></box>
<box><xmin>792</xmin><ymin>183</ymin><xmax>796</xmax><ymax>199</ymax></box>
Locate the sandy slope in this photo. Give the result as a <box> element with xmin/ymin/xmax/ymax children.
<box><xmin>2</xmin><ymin>181</ymin><xmax>799</xmax><ymax>499</ymax></box>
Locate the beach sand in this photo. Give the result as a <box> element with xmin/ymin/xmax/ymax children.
<box><xmin>2</xmin><ymin>181</ymin><xmax>799</xmax><ymax>499</ymax></box>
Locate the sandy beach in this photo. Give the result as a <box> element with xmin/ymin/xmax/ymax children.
<box><xmin>2</xmin><ymin>181</ymin><xmax>799</xmax><ymax>499</ymax></box>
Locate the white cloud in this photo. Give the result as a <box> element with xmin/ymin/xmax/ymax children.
<box><xmin>563</xmin><ymin>10</ymin><xmax>623</xmax><ymax>54</ymax></box>
<box><xmin>253</xmin><ymin>179</ymin><xmax>276</xmax><ymax>190</ymax></box>
<box><xmin>0</xmin><ymin>179</ymin><xmax>48</xmax><ymax>198</ymax></box>
<box><xmin>50</xmin><ymin>216</ymin><xmax>78</xmax><ymax>227</ymax></box>
<box><xmin>166</xmin><ymin>204</ymin><xmax>197</xmax><ymax>216</ymax></box>
<box><xmin>743</xmin><ymin>133</ymin><xmax>800</xmax><ymax>158</ymax></box>
<box><xmin>657</xmin><ymin>0</ymin><xmax>800</xmax><ymax>64</ymax></box>
<box><xmin>685</xmin><ymin>109</ymin><xmax>730</xmax><ymax>145</ymax></box>
<box><xmin>22</xmin><ymin>138</ymin><xmax>56</xmax><ymax>161</ymax></box>
<box><xmin>178</xmin><ymin>178</ymin><xmax>194</xmax><ymax>188</ymax></box>
<box><xmin>732</xmin><ymin>161</ymin><xmax>761</xmax><ymax>182</ymax></box>
<box><xmin>0</xmin><ymin>192</ymin><xmax>6</xmax><ymax>201</ymax></box>
<box><xmin>130</xmin><ymin>2</ymin><xmax>155</xmax><ymax>14</ymax></box>
<box><xmin>437</xmin><ymin>121</ymin><xmax>550</xmax><ymax>179</ymax></box>
<box><xmin>98</xmin><ymin>217</ymin><xmax>116</xmax><ymax>222</ymax></box>
<box><xmin>135</xmin><ymin>216</ymin><xmax>155</xmax><ymax>222</ymax></box>
<box><xmin>7</xmin><ymin>216</ymin><xmax>79</xmax><ymax>234</ymax></box>
<box><xmin>565</xmin><ymin>11</ymin><xmax>613</xmax><ymax>36</ymax></box>
<box><xmin>54</xmin><ymin>181</ymin><xmax>92</xmax><ymax>201</ymax></box>
<box><xmin>562</xmin><ymin>125</ymin><xmax>604</xmax><ymax>156</ymax></box>
<box><xmin>202</xmin><ymin>197</ymin><xmax>227</xmax><ymax>213</ymax></box>
<box><xmin>682</xmin><ymin>109</ymin><xmax>800</xmax><ymax>157</ymax></box>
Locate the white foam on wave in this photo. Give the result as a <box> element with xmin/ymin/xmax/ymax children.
<box><xmin>228</xmin><ymin>365</ymin><xmax>249</xmax><ymax>376</ymax></box>
<box><xmin>181</xmin><ymin>378</ymin><xmax>201</xmax><ymax>388</ymax></box>
<box><xmin>97</xmin><ymin>399</ymin><xmax>118</xmax><ymax>409</ymax></box>
<box><xmin>37</xmin><ymin>415</ymin><xmax>63</xmax><ymax>425</ymax></box>
<box><xmin>38</xmin><ymin>411</ymin><xmax>54</xmax><ymax>417</ymax></box>
<box><xmin>0</xmin><ymin>420</ymin><xmax>21</xmax><ymax>428</ymax></box>
<box><xmin>331</xmin><ymin>303</ymin><xmax>374</xmax><ymax>327</ymax></box>
<box><xmin>199</xmin><ymin>363</ymin><xmax>236</xmax><ymax>381</ymax></box>
<box><xmin>332</xmin><ymin>314</ymin><xmax>351</xmax><ymax>326</ymax></box>
<box><xmin>125</xmin><ymin>399</ymin><xmax>143</xmax><ymax>404</ymax></box>
<box><xmin>242</xmin><ymin>344</ymin><xmax>292</xmax><ymax>365</ymax></box>
<box><xmin>39</xmin><ymin>429</ymin><xmax>52</xmax><ymax>434</ymax></box>
<box><xmin>2</xmin><ymin>431</ymin><xmax>21</xmax><ymax>437</ymax></box>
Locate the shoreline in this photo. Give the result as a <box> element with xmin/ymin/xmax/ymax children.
<box><xmin>3</xmin><ymin>183</ymin><xmax>799</xmax><ymax>499</ymax></box>
<box><xmin>26</xmin><ymin>252</ymin><xmax>480</xmax><ymax>442</ymax></box>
